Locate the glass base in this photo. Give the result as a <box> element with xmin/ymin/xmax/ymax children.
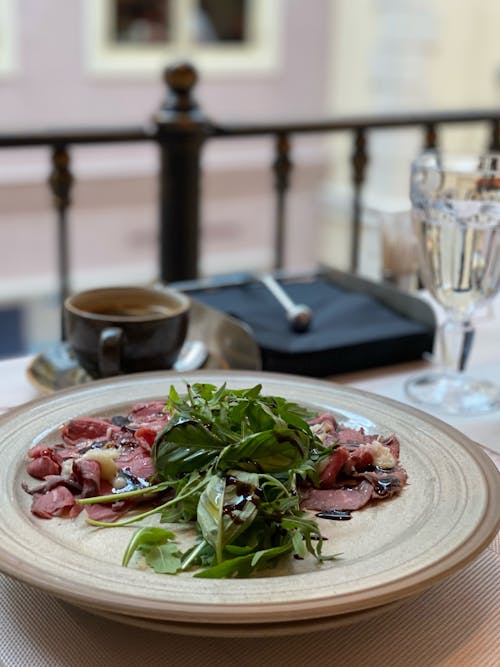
<box><xmin>405</xmin><ymin>371</ymin><xmax>500</xmax><ymax>416</ymax></box>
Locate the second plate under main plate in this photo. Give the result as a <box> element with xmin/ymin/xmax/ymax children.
<box><xmin>0</xmin><ymin>370</ymin><xmax>498</xmax><ymax>632</ymax></box>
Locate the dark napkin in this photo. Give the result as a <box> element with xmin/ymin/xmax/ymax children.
<box><xmin>187</xmin><ymin>278</ymin><xmax>434</xmax><ymax>376</ymax></box>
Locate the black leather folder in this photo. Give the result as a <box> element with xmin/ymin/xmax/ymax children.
<box><xmin>177</xmin><ymin>268</ymin><xmax>436</xmax><ymax>377</ymax></box>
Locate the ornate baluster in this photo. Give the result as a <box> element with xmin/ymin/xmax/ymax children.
<box><xmin>423</xmin><ymin>122</ymin><xmax>438</xmax><ymax>151</ymax></box>
<box><xmin>48</xmin><ymin>143</ymin><xmax>73</xmax><ymax>334</ymax></box>
<box><xmin>350</xmin><ymin>128</ymin><xmax>368</xmax><ymax>273</ymax></box>
<box><xmin>489</xmin><ymin>119</ymin><xmax>500</xmax><ymax>151</ymax></box>
<box><xmin>272</xmin><ymin>132</ymin><xmax>292</xmax><ymax>270</ymax></box>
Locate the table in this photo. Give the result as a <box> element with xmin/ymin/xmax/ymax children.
<box><xmin>0</xmin><ymin>299</ymin><xmax>498</xmax><ymax>667</ymax></box>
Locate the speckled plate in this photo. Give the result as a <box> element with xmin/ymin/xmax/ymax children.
<box><xmin>0</xmin><ymin>370</ymin><xmax>498</xmax><ymax>636</ymax></box>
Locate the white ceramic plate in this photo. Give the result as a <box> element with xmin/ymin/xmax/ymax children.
<box><xmin>0</xmin><ymin>370</ymin><xmax>498</xmax><ymax>634</ymax></box>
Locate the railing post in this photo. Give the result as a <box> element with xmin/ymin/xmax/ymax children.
<box><xmin>48</xmin><ymin>143</ymin><xmax>73</xmax><ymax>336</ymax></box>
<box><xmin>423</xmin><ymin>122</ymin><xmax>438</xmax><ymax>150</ymax></box>
<box><xmin>272</xmin><ymin>132</ymin><xmax>292</xmax><ymax>270</ymax></box>
<box><xmin>154</xmin><ymin>62</ymin><xmax>209</xmax><ymax>283</ymax></box>
<box><xmin>350</xmin><ymin>128</ymin><xmax>368</xmax><ymax>273</ymax></box>
<box><xmin>489</xmin><ymin>119</ymin><xmax>500</xmax><ymax>151</ymax></box>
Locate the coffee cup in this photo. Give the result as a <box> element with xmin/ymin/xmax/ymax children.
<box><xmin>63</xmin><ymin>285</ymin><xmax>190</xmax><ymax>378</ymax></box>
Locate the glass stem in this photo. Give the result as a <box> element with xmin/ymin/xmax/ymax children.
<box><xmin>439</xmin><ymin>318</ymin><xmax>475</xmax><ymax>374</ymax></box>
<box><xmin>458</xmin><ymin>320</ymin><xmax>475</xmax><ymax>372</ymax></box>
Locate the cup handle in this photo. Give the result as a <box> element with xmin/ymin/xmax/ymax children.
<box><xmin>98</xmin><ymin>327</ymin><xmax>123</xmax><ymax>377</ymax></box>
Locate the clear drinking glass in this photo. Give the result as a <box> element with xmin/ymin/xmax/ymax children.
<box><xmin>406</xmin><ymin>152</ymin><xmax>500</xmax><ymax>415</ymax></box>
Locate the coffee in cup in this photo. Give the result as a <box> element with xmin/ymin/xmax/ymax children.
<box><xmin>63</xmin><ymin>285</ymin><xmax>190</xmax><ymax>378</ymax></box>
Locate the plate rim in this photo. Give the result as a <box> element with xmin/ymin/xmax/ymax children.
<box><xmin>0</xmin><ymin>369</ymin><xmax>498</xmax><ymax>626</ymax></box>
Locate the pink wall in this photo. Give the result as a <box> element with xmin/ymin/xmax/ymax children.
<box><xmin>1</xmin><ymin>0</ymin><xmax>332</xmax><ymax>130</ymax></box>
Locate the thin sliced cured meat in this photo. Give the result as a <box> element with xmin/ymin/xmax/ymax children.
<box><xmin>318</xmin><ymin>446</ymin><xmax>349</xmax><ymax>487</ymax></box>
<box><xmin>73</xmin><ymin>459</ymin><xmax>102</xmax><ymax>498</ymax></box>
<box><xmin>336</xmin><ymin>427</ymin><xmax>378</xmax><ymax>446</ymax></box>
<box><xmin>23</xmin><ymin>402</ymin><xmax>168</xmax><ymax>520</ymax></box>
<box><xmin>301</xmin><ymin>480</ymin><xmax>374</xmax><ymax>512</ymax></box>
<box><xmin>303</xmin><ymin>412</ymin><xmax>407</xmax><ymax>511</ymax></box>
<box><xmin>26</xmin><ymin>454</ymin><xmax>61</xmax><ymax>479</ymax></box>
<box><xmin>358</xmin><ymin>467</ymin><xmax>408</xmax><ymax>498</ymax></box>
<box><xmin>31</xmin><ymin>486</ymin><xmax>77</xmax><ymax>519</ymax></box>
<box><xmin>128</xmin><ymin>401</ymin><xmax>167</xmax><ymax>420</ymax></box>
<box><xmin>116</xmin><ymin>446</ymin><xmax>156</xmax><ymax>480</ymax></box>
<box><xmin>61</xmin><ymin>417</ymin><xmax>120</xmax><ymax>446</ymax></box>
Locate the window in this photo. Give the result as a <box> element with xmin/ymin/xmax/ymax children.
<box><xmin>113</xmin><ymin>0</ymin><xmax>170</xmax><ymax>44</ymax></box>
<box><xmin>0</xmin><ymin>0</ymin><xmax>16</xmax><ymax>76</ymax></box>
<box><xmin>86</xmin><ymin>0</ymin><xmax>282</xmax><ymax>76</ymax></box>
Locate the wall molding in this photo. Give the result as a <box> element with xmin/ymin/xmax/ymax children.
<box><xmin>0</xmin><ymin>0</ymin><xmax>17</xmax><ymax>76</ymax></box>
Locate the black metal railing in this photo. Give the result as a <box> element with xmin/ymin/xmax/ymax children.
<box><xmin>1</xmin><ymin>62</ymin><xmax>499</xmax><ymax>308</ymax></box>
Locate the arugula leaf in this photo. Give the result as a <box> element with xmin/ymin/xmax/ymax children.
<box><xmin>194</xmin><ymin>543</ymin><xmax>293</xmax><ymax>579</ymax></box>
<box><xmin>122</xmin><ymin>526</ymin><xmax>176</xmax><ymax>567</ymax></box>
<box><xmin>197</xmin><ymin>471</ymin><xmax>260</xmax><ymax>563</ymax></box>
<box><xmin>157</xmin><ymin>470</ymin><xmax>212</xmax><ymax>524</ymax></box>
<box><xmin>217</xmin><ymin>427</ymin><xmax>309</xmax><ymax>473</ymax></box>
<box><xmin>152</xmin><ymin>419</ymin><xmax>225</xmax><ymax>478</ymax></box>
<box><xmin>122</xmin><ymin>526</ymin><xmax>183</xmax><ymax>574</ymax></box>
<box><xmin>143</xmin><ymin>542</ymin><xmax>183</xmax><ymax>574</ymax></box>
<box><xmin>180</xmin><ymin>538</ymin><xmax>214</xmax><ymax>571</ymax></box>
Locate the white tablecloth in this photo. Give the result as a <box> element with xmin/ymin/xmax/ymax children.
<box><xmin>0</xmin><ymin>297</ymin><xmax>498</xmax><ymax>667</ymax></box>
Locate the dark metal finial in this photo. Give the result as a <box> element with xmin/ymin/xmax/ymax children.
<box><xmin>164</xmin><ymin>62</ymin><xmax>198</xmax><ymax>94</ymax></box>
<box><xmin>160</xmin><ymin>62</ymin><xmax>199</xmax><ymax>116</ymax></box>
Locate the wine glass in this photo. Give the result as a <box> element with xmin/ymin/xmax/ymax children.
<box><xmin>406</xmin><ymin>151</ymin><xmax>500</xmax><ymax>415</ymax></box>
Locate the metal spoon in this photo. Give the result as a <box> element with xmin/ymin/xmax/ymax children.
<box><xmin>259</xmin><ymin>274</ymin><xmax>313</xmax><ymax>333</ymax></box>
<box><xmin>173</xmin><ymin>340</ymin><xmax>209</xmax><ymax>372</ymax></box>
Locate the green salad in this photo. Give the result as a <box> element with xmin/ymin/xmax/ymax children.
<box><xmin>78</xmin><ymin>383</ymin><xmax>335</xmax><ymax>578</ymax></box>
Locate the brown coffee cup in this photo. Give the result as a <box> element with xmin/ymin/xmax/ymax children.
<box><xmin>63</xmin><ymin>286</ymin><xmax>190</xmax><ymax>378</ymax></box>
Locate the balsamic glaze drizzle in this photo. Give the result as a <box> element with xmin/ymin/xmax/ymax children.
<box><xmin>315</xmin><ymin>509</ymin><xmax>352</xmax><ymax>521</ymax></box>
